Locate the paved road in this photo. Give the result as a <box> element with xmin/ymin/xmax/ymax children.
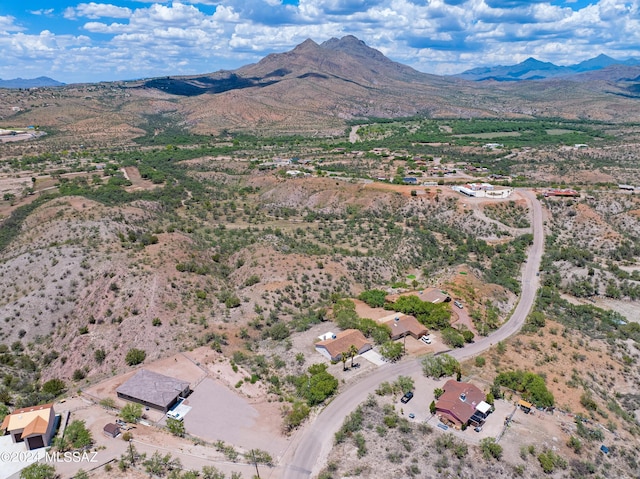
<box><xmin>279</xmin><ymin>189</ymin><xmax>545</xmax><ymax>479</ymax></box>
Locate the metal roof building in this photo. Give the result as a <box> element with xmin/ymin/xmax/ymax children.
<box><xmin>116</xmin><ymin>369</ymin><xmax>190</xmax><ymax>412</ymax></box>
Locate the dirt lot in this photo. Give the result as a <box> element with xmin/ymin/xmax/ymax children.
<box><xmin>182</xmin><ymin>377</ymin><xmax>289</xmax><ymax>456</ymax></box>
<box><xmin>81</xmin><ymin>348</ymin><xmax>290</xmax><ymax>467</ymax></box>
<box><xmin>49</xmin><ymin>396</ymin><xmax>261</xmax><ymax>479</ymax></box>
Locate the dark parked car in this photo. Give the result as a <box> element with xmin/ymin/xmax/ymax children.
<box><xmin>400</xmin><ymin>391</ymin><xmax>414</xmax><ymax>403</ymax></box>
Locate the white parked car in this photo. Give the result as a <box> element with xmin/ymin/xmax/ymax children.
<box><xmin>420</xmin><ymin>335</ymin><xmax>432</xmax><ymax>344</ymax></box>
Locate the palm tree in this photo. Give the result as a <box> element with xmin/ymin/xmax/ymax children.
<box><xmin>349</xmin><ymin>344</ymin><xmax>359</xmax><ymax>368</ymax></box>
<box><xmin>341</xmin><ymin>352</ymin><xmax>348</xmax><ymax>371</ymax></box>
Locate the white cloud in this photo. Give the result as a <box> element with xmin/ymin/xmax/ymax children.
<box><xmin>4</xmin><ymin>0</ymin><xmax>640</xmax><ymax>82</ymax></box>
<box><xmin>64</xmin><ymin>3</ymin><xmax>132</xmax><ymax>20</ymax></box>
<box><xmin>30</xmin><ymin>9</ymin><xmax>55</xmax><ymax>16</ymax></box>
<box><xmin>0</xmin><ymin>15</ymin><xmax>25</xmax><ymax>34</ymax></box>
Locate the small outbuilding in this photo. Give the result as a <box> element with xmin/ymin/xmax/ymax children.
<box><xmin>116</xmin><ymin>369</ymin><xmax>190</xmax><ymax>412</ymax></box>
<box><xmin>518</xmin><ymin>399</ymin><xmax>533</xmax><ymax>414</ymax></box>
<box><xmin>103</xmin><ymin>423</ymin><xmax>120</xmax><ymax>438</ymax></box>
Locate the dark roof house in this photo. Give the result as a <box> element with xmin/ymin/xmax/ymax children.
<box><xmin>116</xmin><ymin>369</ymin><xmax>190</xmax><ymax>412</ymax></box>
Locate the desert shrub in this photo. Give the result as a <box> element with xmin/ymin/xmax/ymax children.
<box><xmin>580</xmin><ymin>392</ymin><xmax>598</xmax><ymax>411</ymax></box>
<box><xmin>567</xmin><ymin>435</ymin><xmax>582</xmax><ymax>454</ymax></box>
<box><xmin>125</xmin><ymin>348</ymin><xmax>146</xmax><ymax>366</ymax></box>
<box><xmin>538</xmin><ymin>449</ymin><xmax>567</xmax><ymax>473</ymax></box>
<box><xmin>283</xmin><ymin>401</ymin><xmax>310</xmax><ymax>432</ymax></box>
<box><xmin>166</xmin><ymin>417</ymin><xmax>185</xmax><ymax>437</ymax></box>
<box><xmin>94</xmin><ymin>348</ymin><xmax>107</xmax><ymax>364</ymax></box>
<box><xmin>20</xmin><ymin>463</ymin><xmax>58</xmax><ymax>479</ymax></box>
<box><xmin>480</xmin><ymin>437</ymin><xmax>503</xmax><ymax>460</ymax></box>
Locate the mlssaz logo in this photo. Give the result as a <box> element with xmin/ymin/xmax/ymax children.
<box><xmin>44</xmin><ymin>451</ymin><xmax>99</xmax><ymax>463</ymax></box>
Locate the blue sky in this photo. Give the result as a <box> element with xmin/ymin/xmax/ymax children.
<box><xmin>0</xmin><ymin>0</ymin><xmax>638</xmax><ymax>83</ymax></box>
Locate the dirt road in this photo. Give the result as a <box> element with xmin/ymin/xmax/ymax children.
<box><xmin>279</xmin><ymin>189</ymin><xmax>545</xmax><ymax>479</ymax></box>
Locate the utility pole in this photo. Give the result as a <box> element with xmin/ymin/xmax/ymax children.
<box><xmin>250</xmin><ymin>450</ymin><xmax>261</xmax><ymax>479</ymax></box>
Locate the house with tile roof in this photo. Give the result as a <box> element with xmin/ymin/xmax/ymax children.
<box><xmin>0</xmin><ymin>403</ymin><xmax>56</xmax><ymax>450</ymax></box>
<box><xmin>435</xmin><ymin>380</ymin><xmax>491</xmax><ymax>428</ymax></box>
<box><xmin>383</xmin><ymin>315</ymin><xmax>428</xmax><ymax>340</ymax></box>
<box><xmin>315</xmin><ymin>329</ymin><xmax>372</xmax><ymax>362</ymax></box>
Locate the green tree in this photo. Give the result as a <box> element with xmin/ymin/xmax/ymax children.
<box><xmin>42</xmin><ymin>378</ymin><xmax>66</xmax><ymax>397</ymax></box>
<box><xmin>143</xmin><ymin>451</ymin><xmax>182</xmax><ymax>476</ymax></box>
<box><xmin>429</xmin><ymin>400</ymin><xmax>436</xmax><ymax>415</ymax></box>
<box><xmin>441</xmin><ymin>328</ymin><xmax>465</xmax><ymax>348</ymax></box>
<box><xmin>244</xmin><ymin>448</ymin><xmax>273</xmax><ymax>466</ymax></box>
<box><xmin>433</xmin><ymin>388</ymin><xmax>444</xmax><ymax>399</ymax></box>
<box><xmin>394</xmin><ymin>376</ymin><xmax>414</xmax><ymax>394</ymax></box>
<box><xmin>348</xmin><ymin>344</ymin><xmax>359</xmax><ymax>368</ymax></box>
<box><xmin>421</xmin><ymin>354</ymin><xmax>460</xmax><ymax>378</ymax></box>
<box><xmin>333</xmin><ymin>299</ymin><xmax>359</xmax><ymax>329</ymax></box>
<box><xmin>494</xmin><ymin>370</ymin><xmax>554</xmax><ymax>407</ymax></box>
<box><xmin>125</xmin><ymin>348</ymin><xmax>146</xmax><ymax>366</ymax></box>
<box><xmin>0</xmin><ymin>403</ymin><xmax>9</xmax><ymax>423</ymax></box>
<box><xmin>299</xmin><ymin>364</ymin><xmax>338</xmax><ymax>406</ymax></box>
<box><xmin>64</xmin><ymin>420</ymin><xmax>93</xmax><ymax>449</ymax></box>
<box><xmin>20</xmin><ymin>463</ymin><xmax>58</xmax><ymax>479</ymax></box>
<box><xmin>379</xmin><ymin>341</ymin><xmax>403</xmax><ymax>362</ymax></box>
<box><xmin>120</xmin><ymin>402</ymin><xmax>143</xmax><ymax>423</ymax></box>
<box><xmin>357</xmin><ymin>290</ymin><xmax>387</xmax><ymax>308</ymax></box>
<box><xmin>166</xmin><ymin>417</ymin><xmax>185</xmax><ymax>437</ymax></box>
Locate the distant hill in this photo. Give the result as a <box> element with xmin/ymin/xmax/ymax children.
<box><xmin>2</xmin><ymin>36</ymin><xmax>640</xmax><ymax>142</ymax></box>
<box><xmin>0</xmin><ymin>76</ymin><xmax>65</xmax><ymax>89</ymax></box>
<box><xmin>455</xmin><ymin>55</ymin><xmax>640</xmax><ymax>81</ymax></box>
<box><xmin>138</xmin><ymin>35</ymin><xmax>434</xmax><ymax>97</ymax></box>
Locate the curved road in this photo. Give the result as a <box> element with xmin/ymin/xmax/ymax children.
<box><xmin>280</xmin><ymin>189</ymin><xmax>545</xmax><ymax>479</ymax></box>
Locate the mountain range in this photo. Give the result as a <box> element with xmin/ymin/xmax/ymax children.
<box><xmin>1</xmin><ymin>36</ymin><xmax>640</xmax><ymax>142</ymax></box>
<box><xmin>455</xmin><ymin>54</ymin><xmax>640</xmax><ymax>81</ymax></box>
<box><xmin>0</xmin><ymin>76</ymin><xmax>65</xmax><ymax>89</ymax></box>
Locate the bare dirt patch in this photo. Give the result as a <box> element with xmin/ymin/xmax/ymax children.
<box><xmin>123</xmin><ymin>166</ymin><xmax>158</xmax><ymax>192</ymax></box>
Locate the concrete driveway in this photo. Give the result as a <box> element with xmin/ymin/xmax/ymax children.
<box><xmin>0</xmin><ymin>436</ymin><xmax>47</xmax><ymax>479</ymax></box>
